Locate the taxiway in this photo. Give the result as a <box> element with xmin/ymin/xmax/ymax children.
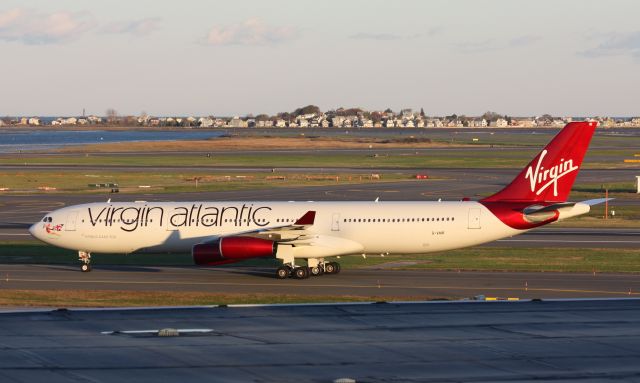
<box><xmin>1</xmin><ymin>299</ymin><xmax>640</xmax><ymax>382</ymax></box>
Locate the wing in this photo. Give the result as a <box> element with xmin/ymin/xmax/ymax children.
<box><xmin>200</xmin><ymin>210</ymin><xmax>317</xmax><ymax>244</ymax></box>
<box><xmin>245</xmin><ymin>210</ymin><xmax>317</xmax><ymax>243</ymax></box>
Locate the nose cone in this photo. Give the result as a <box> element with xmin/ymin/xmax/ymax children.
<box><xmin>29</xmin><ymin>223</ymin><xmax>39</xmax><ymax>239</ymax></box>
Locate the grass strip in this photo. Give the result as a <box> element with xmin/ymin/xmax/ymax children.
<box><xmin>1</xmin><ymin>148</ymin><xmax>635</xmax><ymax>169</ymax></box>
<box><xmin>0</xmin><ymin>170</ymin><xmax>412</xmax><ymax>194</ymax></box>
<box><xmin>2</xmin><ymin>241</ymin><xmax>639</xmax><ymax>273</ymax></box>
<box><xmin>0</xmin><ymin>290</ymin><xmax>431</xmax><ymax>307</ymax></box>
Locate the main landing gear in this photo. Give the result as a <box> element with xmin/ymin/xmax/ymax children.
<box><xmin>78</xmin><ymin>251</ymin><xmax>92</xmax><ymax>272</ymax></box>
<box><xmin>275</xmin><ymin>261</ymin><xmax>341</xmax><ymax>280</ymax></box>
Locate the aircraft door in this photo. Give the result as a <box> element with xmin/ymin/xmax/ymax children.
<box><xmin>65</xmin><ymin>211</ymin><xmax>78</xmax><ymax>231</ymax></box>
<box><xmin>331</xmin><ymin>213</ymin><xmax>340</xmax><ymax>231</ymax></box>
<box><xmin>468</xmin><ymin>208</ymin><xmax>481</xmax><ymax>229</ymax></box>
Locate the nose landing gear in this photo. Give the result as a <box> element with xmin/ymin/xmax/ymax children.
<box><xmin>78</xmin><ymin>251</ymin><xmax>91</xmax><ymax>272</ymax></box>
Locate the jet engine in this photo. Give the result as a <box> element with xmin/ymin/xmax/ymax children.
<box><xmin>193</xmin><ymin>236</ymin><xmax>278</xmax><ymax>266</ymax></box>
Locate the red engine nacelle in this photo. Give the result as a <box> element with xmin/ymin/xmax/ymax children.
<box><xmin>192</xmin><ymin>237</ymin><xmax>278</xmax><ymax>266</ymax></box>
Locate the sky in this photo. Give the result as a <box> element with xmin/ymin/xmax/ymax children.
<box><xmin>1</xmin><ymin>0</ymin><xmax>639</xmax><ymax>117</ymax></box>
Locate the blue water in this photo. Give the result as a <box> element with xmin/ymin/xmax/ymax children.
<box><xmin>0</xmin><ymin>130</ymin><xmax>224</xmax><ymax>153</ymax></box>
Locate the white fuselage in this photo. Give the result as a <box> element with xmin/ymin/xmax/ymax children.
<box><xmin>31</xmin><ymin>200</ymin><xmax>531</xmax><ymax>258</ymax></box>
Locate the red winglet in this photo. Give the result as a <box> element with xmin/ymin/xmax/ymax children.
<box><xmin>294</xmin><ymin>211</ymin><xmax>316</xmax><ymax>225</ymax></box>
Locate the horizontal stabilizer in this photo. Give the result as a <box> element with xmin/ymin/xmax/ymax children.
<box><xmin>579</xmin><ymin>198</ymin><xmax>614</xmax><ymax>206</ymax></box>
<box><xmin>523</xmin><ymin>202</ymin><xmax>575</xmax><ymax>215</ymax></box>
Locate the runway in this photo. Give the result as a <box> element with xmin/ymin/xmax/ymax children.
<box><xmin>1</xmin><ymin>299</ymin><xmax>640</xmax><ymax>382</ymax></box>
<box><xmin>2</xmin><ymin>265</ymin><xmax>639</xmax><ymax>299</ymax></box>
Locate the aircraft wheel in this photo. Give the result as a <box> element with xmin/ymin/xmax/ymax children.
<box><xmin>334</xmin><ymin>262</ymin><xmax>341</xmax><ymax>274</ymax></box>
<box><xmin>275</xmin><ymin>266</ymin><xmax>290</xmax><ymax>279</ymax></box>
<box><xmin>310</xmin><ymin>266</ymin><xmax>322</xmax><ymax>276</ymax></box>
<box><xmin>325</xmin><ymin>262</ymin><xmax>336</xmax><ymax>274</ymax></box>
<box><xmin>81</xmin><ymin>263</ymin><xmax>91</xmax><ymax>272</ymax></box>
<box><xmin>293</xmin><ymin>267</ymin><xmax>309</xmax><ymax>279</ymax></box>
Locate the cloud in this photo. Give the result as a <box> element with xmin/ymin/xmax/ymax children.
<box><xmin>457</xmin><ymin>39</ymin><xmax>496</xmax><ymax>53</ymax></box>
<box><xmin>349</xmin><ymin>27</ymin><xmax>441</xmax><ymax>41</ymax></box>
<box><xmin>204</xmin><ymin>18</ymin><xmax>297</xmax><ymax>46</ymax></box>
<box><xmin>101</xmin><ymin>18</ymin><xmax>161</xmax><ymax>36</ymax></box>
<box><xmin>580</xmin><ymin>31</ymin><xmax>640</xmax><ymax>59</ymax></box>
<box><xmin>350</xmin><ymin>33</ymin><xmax>409</xmax><ymax>41</ymax></box>
<box><xmin>508</xmin><ymin>35</ymin><xmax>540</xmax><ymax>47</ymax></box>
<box><xmin>457</xmin><ymin>35</ymin><xmax>540</xmax><ymax>54</ymax></box>
<box><xmin>0</xmin><ymin>8</ymin><xmax>93</xmax><ymax>44</ymax></box>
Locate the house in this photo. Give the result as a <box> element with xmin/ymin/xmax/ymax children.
<box><xmin>511</xmin><ymin>118</ymin><xmax>536</xmax><ymax>128</ymax></box>
<box><xmin>28</xmin><ymin>117</ymin><xmax>40</xmax><ymax>126</ymax></box>
<box><xmin>297</xmin><ymin>118</ymin><xmax>309</xmax><ymax>128</ymax></box>
<box><xmin>87</xmin><ymin>115</ymin><xmax>102</xmax><ymax>124</ymax></box>
<box><xmin>320</xmin><ymin>119</ymin><xmax>330</xmax><ymax>128</ymax></box>
<box><xmin>62</xmin><ymin>117</ymin><xmax>77</xmax><ymax>125</ymax></box>
<box><xmin>227</xmin><ymin>117</ymin><xmax>248</xmax><ymax>128</ymax></box>
<box><xmin>18</xmin><ymin>117</ymin><xmax>28</xmax><ymax>125</ymax></box>
<box><xmin>404</xmin><ymin>120</ymin><xmax>415</xmax><ymax>128</ymax></box>
<box><xmin>77</xmin><ymin>118</ymin><xmax>88</xmax><ymax>125</ymax></box>
<box><xmin>199</xmin><ymin>117</ymin><xmax>214</xmax><ymax>128</ymax></box>
<box><xmin>331</xmin><ymin>116</ymin><xmax>346</xmax><ymax>128</ymax></box>
<box><xmin>401</xmin><ymin>109</ymin><xmax>413</xmax><ymax>117</ymax></box>
<box><xmin>489</xmin><ymin>118</ymin><xmax>508</xmax><ymax>128</ymax></box>
<box><xmin>137</xmin><ymin>115</ymin><xmax>150</xmax><ymax>125</ymax></box>
<box><xmin>447</xmin><ymin>119</ymin><xmax>464</xmax><ymax>128</ymax></box>
<box><xmin>275</xmin><ymin>119</ymin><xmax>287</xmax><ymax>128</ymax></box>
<box><xmin>416</xmin><ymin>119</ymin><xmax>425</xmax><ymax>128</ymax></box>
<box><xmin>470</xmin><ymin>119</ymin><xmax>488</xmax><ymax>127</ymax></box>
<box><xmin>632</xmin><ymin>118</ymin><xmax>640</xmax><ymax>126</ymax></box>
<box><xmin>299</xmin><ymin>113</ymin><xmax>316</xmax><ymax>120</ymax></box>
<box><xmin>362</xmin><ymin>119</ymin><xmax>373</xmax><ymax>128</ymax></box>
<box><xmin>373</xmin><ymin>121</ymin><xmax>383</xmax><ymax>128</ymax></box>
<box><xmin>385</xmin><ymin>119</ymin><xmax>395</xmax><ymax>128</ymax></box>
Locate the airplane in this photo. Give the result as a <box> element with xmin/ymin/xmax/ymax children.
<box><xmin>30</xmin><ymin>121</ymin><xmax>606</xmax><ymax>279</ymax></box>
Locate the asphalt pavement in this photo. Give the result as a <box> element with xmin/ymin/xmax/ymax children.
<box><xmin>1</xmin><ymin>299</ymin><xmax>640</xmax><ymax>382</ymax></box>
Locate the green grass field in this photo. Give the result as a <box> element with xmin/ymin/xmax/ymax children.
<box><xmin>1</xmin><ymin>148</ymin><xmax>637</xmax><ymax>169</ymax></box>
<box><xmin>0</xmin><ymin>170</ymin><xmax>411</xmax><ymax>194</ymax></box>
<box><xmin>2</xmin><ymin>241</ymin><xmax>639</xmax><ymax>273</ymax></box>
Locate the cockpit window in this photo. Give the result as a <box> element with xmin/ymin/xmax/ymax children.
<box><xmin>43</xmin><ymin>217</ymin><xmax>52</xmax><ymax>222</ymax></box>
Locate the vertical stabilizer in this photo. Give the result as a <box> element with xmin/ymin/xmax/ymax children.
<box><xmin>482</xmin><ymin>121</ymin><xmax>597</xmax><ymax>203</ymax></box>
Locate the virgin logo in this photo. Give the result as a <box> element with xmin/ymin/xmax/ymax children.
<box><xmin>525</xmin><ymin>150</ymin><xmax>579</xmax><ymax>196</ymax></box>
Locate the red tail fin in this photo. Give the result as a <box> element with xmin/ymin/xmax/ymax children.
<box><xmin>482</xmin><ymin>121</ymin><xmax>597</xmax><ymax>203</ymax></box>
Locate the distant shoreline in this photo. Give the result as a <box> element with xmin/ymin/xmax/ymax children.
<box><xmin>1</xmin><ymin>125</ymin><xmax>575</xmax><ymax>132</ymax></box>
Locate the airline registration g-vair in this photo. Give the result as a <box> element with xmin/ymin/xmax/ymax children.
<box><xmin>30</xmin><ymin>122</ymin><xmax>608</xmax><ymax>279</ymax></box>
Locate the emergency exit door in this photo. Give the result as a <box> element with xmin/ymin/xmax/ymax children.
<box><xmin>468</xmin><ymin>208</ymin><xmax>481</xmax><ymax>229</ymax></box>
